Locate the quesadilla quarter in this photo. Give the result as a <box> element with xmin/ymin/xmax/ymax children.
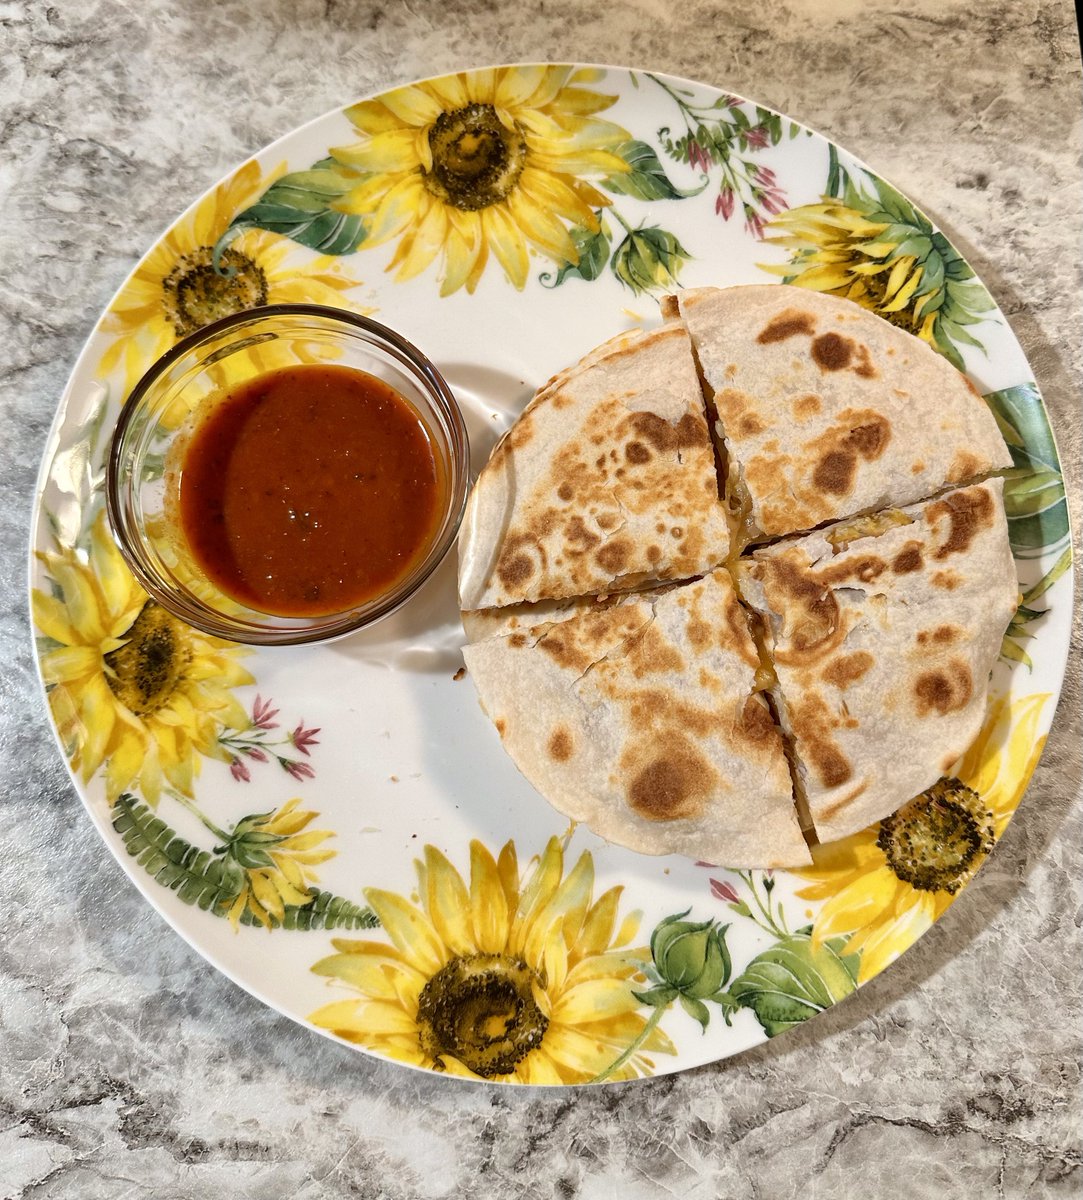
<box><xmin>737</xmin><ymin>479</ymin><xmax>1017</xmax><ymax>843</ymax></box>
<box><xmin>462</xmin><ymin>568</ymin><xmax>810</xmax><ymax>867</ymax></box>
<box><xmin>672</xmin><ymin>285</ymin><xmax>1011</xmax><ymax>543</ymax></box>
<box><xmin>457</xmin><ymin>323</ymin><xmax>730</xmax><ymax>610</ymax></box>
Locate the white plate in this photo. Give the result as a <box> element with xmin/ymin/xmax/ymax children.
<box><xmin>30</xmin><ymin>65</ymin><xmax>1073</xmax><ymax>1085</ymax></box>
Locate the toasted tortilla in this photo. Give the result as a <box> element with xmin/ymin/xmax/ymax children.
<box><xmin>672</xmin><ymin>284</ymin><xmax>1011</xmax><ymax>541</ymax></box>
<box><xmin>737</xmin><ymin>479</ymin><xmax>1017</xmax><ymax>842</ymax></box>
<box><xmin>461</xmin><ymin>569</ymin><xmax>810</xmax><ymax>867</ymax></box>
<box><xmin>457</xmin><ymin>323</ymin><xmax>730</xmax><ymax>610</ymax></box>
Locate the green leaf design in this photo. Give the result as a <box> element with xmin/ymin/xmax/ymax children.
<box><xmin>602</xmin><ymin>140</ymin><xmax>705</xmax><ymax>200</ymax></box>
<box><xmin>611</xmin><ymin>224</ymin><xmax>691</xmax><ymax>294</ymax></box>
<box><xmin>728</xmin><ymin>933</ymin><xmax>858</xmax><ymax>1037</ymax></box>
<box><xmin>213</xmin><ymin>157</ymin><xmax>365</xmax><ymax>260</ymax></box>
<box><xmin>112</xmin><ymin>795</ymin><xmax>379</xmax><ymax>931</ymax></box>
<box><xmin>112</xmin><ymin>794</ymin><xmax>245</xmax><ymax>910</ymax></box>
<box><xmin>238</xmin><ymin>889</ymin><xmax>379</xmax><ymax>931</ymax></box>
<box><xmin>984</xmin><ymin>383</ymin><xmax>1069</xmax><ymax>556</ymax></box>
<box><xmin>539</xmin><ymin>218</ymin><xmax>611</xmax><ymax>287</ymax></box>
<box><xmin>1000</xmin><ymin>545</ymin><xmax>1072</xmax><ymax>668</ymax></box>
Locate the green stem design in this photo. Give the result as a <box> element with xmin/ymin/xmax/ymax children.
<box><xmin>588</xmin><ymin>1004</ymin><xmax>667</xmax><ymax>1084</ymax></box>
<box><xmin>737</xmin><ymin>871</ymin><xmax>788</xmax><ymax>939</ymax></box>
<box><xmin>170</xmin><ymin>789</ymin><xmax>231</xmax><ymax>843</ymax></box>
<box><xmin>610</xmin><ymin>208</ymin><xmax>636</xmax><ymax>235</ymax></box>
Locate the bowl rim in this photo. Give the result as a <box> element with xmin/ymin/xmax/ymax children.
<box><xmin>105</xmin><ymin>302</ymin><xmax>471</xmax><ymax>646</ymax></box>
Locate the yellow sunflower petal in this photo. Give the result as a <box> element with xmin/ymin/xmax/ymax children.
<box><xmin>854</xmin><ymin>895</ymin><xmax>936</xmax><ymax>983</ymax></box>
<box><xmin>421</xmin><ymin>845</ymin><xmax>475</xmax><ymax>957</ymax></box>
<box><xmin>480</xmin><ymin>205</ymin><xmax>530</xmax><ymax>290</ymax></box>
<box><xmin>551</xmin><ymin>978</ymin><xmax>640</xmax><ymax>1025</ymax></box>
<box><xmin>469</xmin><ymin>840</ymin><xmax>511</xmax><ymax>954</ymax></box>
<box><xmin>811</xmin><ymin>864</ymin><xmax>901</xmax><ymax>945</ymax></box>
<box><xmin>379</xmin><ymin>84</ymin><xmax>445</xmax><ymax>128</ymax></box>
<box><xmin>363</xmin><ymin>888</ymin><xmax>447</xmax><ymax>976</ymax></box>
<box><xmin>309</xmin><ymin>998</ymin><xmax>418</xmax><ymax>1038</ymax></box>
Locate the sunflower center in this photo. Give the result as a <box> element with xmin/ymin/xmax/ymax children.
<box><xmin>877</xmin><ymin>777</ymin><xmax>995</xmax><ymax>894</ymax></box>
<box><xmin>162</xmin><ymin>245</ymin><xmax>268</xmax><ymax>338</ymax></box>
<box><xmin>104</xmin><ymin>601</ymin><xmax>192</xmax><ymax>718</ymax></box>
<box><xmin>416</xmin><ymin>952</ymin><xmax>548</xmax><ymax>1077</ymax></box>
<box><xmin>422</xmin><ymin>104</ymin><xmax>527</xmax><ymax>211</ymax></box>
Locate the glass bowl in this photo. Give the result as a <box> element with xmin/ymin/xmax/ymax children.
<box><xmin>106</xmin><ymin>304</ymin><xmax>470</xmax><ymax>646</ymax></box>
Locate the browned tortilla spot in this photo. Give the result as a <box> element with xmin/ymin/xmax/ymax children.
<box><xmin>508</xmin><ymin>633</ymin><xmax>528</xmax><ymax>649</ymax></box>
<box><xmin>843</xmin><ymin>418</ymin><xmax>889</xmax><ymax>459</ymax></box>
<box><xmin>494</xmin><ymin>718</ymin><xmax>507</xmax><ymax>736</ymax></box>
<box><xmin>892</xmin><ymin>543</ymin><xmax>924</xmax><ymax>574</ymax></box>
<box><xmin>793</xmin><ymin>393</ymin><xmax>822</xmax><ymax>419</ymax></box>
<box><xmin>596</xmin><ymin>511</ymin><xmax>620</xmax><ymax>531</ymax></box>
<box><xmin>757</xmin><ymin>558</ymin><xmax>843</xmax><ymax>660</ymax></box>
<box><xmin>819</xmin><ymin>781</ymin><xmax>868</xmax><ymax>819</ymax></box>
<box><xmin>914</xmin><ymin>659</ymin><xmax>973</xmax><ymax>716</ymax></box>
<box><xmin>822</xmin><ymin>650</ymin><xmax>874</xmax><ymax>690</ymax></box>
<box><xmin>821</xmin><ymin>554</ymin><xmax>888</xmax><ymax>586</ymax></box>
<box><xmin>791</xmin><ymin>694</ymin><xmax>853</xmax><ymax>787</ymax></box>
<box><xmin>722</xmin><ymin>595</ymin><xmax>760</xmax><ymax>667</ymax></box>
<box><xmin>932</xmin><ymin>569</ymin><xmax>962</xmax><ymax>590</ymax></box>
<box><xmin>811</xmin><ymin>332</ymin><xmax>854</xmax><ymax>371</ymax></box>
<box><xmin>946</xmin><ymin>450</ymin><xmax>982</xmax><ymax>482</ymax></box>
<box><xmin>625</xmin><ymin>440</ymin><xmax>650</xmax><ymax>464</ymax></box>
<box><xmin>853</xmin><ymin>343</ymin><xmax>877</xmax><ymax>378</ymax></box>
<box><xmin>917</xmin><ymin>624</ymin><xmax>961</xmax><ymax>646</ymax></box>
<box><xmin>497</xmin><ymin>552</ymin><xmax>534</xmax><ymax>588</ymax></box>
<box><xmin>738</xmin><ymin>412</ymin><xmax>767</xmax><ymax>437</ymax></box>
<box><xmin>548</xmin><ymin>726</ymin><xmax>573</xmax><ymax>762</ymax></box>
<box><xmin>557</xmin><ymin>482</ymin><xmax>573</xmax><ymax>501</ymax></box>
<box><xmin>757</xmin><ymin>309</ymin><xmax>816</xmax><ymax>343</ymax></box>
<box><xmin>813</xmin><ymin>449</ymin><xmax>857</xmax><ymax>495</ymax></box>
<box><xmin>740</xmin><ymin>694</ymin><xmax>777</xmax><ymax>743</ymax></box>
<box><xmin>595</xmin><ymin>539</ymin><xmax>630</xmax><ymax>573</ymax></box>
<box><xmin>565</xmin><ymin>515</ymin><xmax>600</xmax><ymax>549</ymax></box>
<box><xmin>630</xmin><ymin>411</ymin><xmax>679</xmax><ymax>453</ymax></box>
<box><xmin>626</xmin><ymin>745</ymin><xmax>711</xmax><ymax>821</ymax></box>
<box><xmin>928</xmin><ymin>486</ymin><xmax>995</xmax><ymax>559</ymax></box>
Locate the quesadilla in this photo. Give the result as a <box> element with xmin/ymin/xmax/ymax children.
<box><xmin>457</xmin><ymin>322</ymin><xmax>730</xmax><ymax>611</ymax></box>
<box><xmin>461</xmin><ymin>568</ymin><xmax>810</xmax><ymax>867</ymax></box>
<box><xmin>671</xmin><ymin>285</ymin><xmax>1011</xmax><ymax>543</ymax></box>
<box><xmin>737</xmin><ymin>479</ymin><xmax>1017</xmax><ymax>843</ymax></box>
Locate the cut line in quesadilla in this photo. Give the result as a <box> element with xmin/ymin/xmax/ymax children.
<box><xmin>671</xmin><ymin>284</ymin><xmax>1012</xmax><ymax>547</ymax></box>
<box><xmin>461</xmin><ymin>568</ymin><xmax>811</xmax><ymax>867</ymax></box>
<box><xmin>737</xmin><ymin>478</ymin><xmax>1018</xmax><ymax>843</ymax></box>
<box><xmin>457</xmin><ymin>322</ymin><xmax>731</xmax><ymax>611</ymax></box>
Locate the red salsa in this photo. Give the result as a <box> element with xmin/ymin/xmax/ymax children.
<box><xmin>178</xmin><ymin>364</ymin><xmax>444</xmax><ymax>617</ymax></box>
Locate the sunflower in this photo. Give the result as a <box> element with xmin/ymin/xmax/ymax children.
<box><xmin>221</xmin><ymin>800</ymin><xmax>336</xmax><ymax>930</ymax></box>
<box><xmin>32</xmin><ymin>511</ymin><xmax>254</xmax><ymax>805</ymax></box>
<box><xmin>760</xmin><ymin>191</ymin><xmax>996</xmax><ymax>369</ymax></box>
<box><xmin>330</xmin><ymin>66</ymin><xmax>630</xmax><ymax>295</ymax></box>
<box><xmin>794</xmin><ymin>693</ymin><xmax>1049</xmax><ymax>983</ymax></box>
<box><xmin>98</xmin><ymin>159</ymin><xmax>369</xmax><ymax>399</ymax></box>
<box><xmin>308</xmin><ymin>836</ymin><xmax>675</xmax><ymax>1083</ymax></box>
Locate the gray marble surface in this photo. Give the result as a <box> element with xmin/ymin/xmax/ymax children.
<box><xmin>2</xmin><ymin>1</ymin><xmax>1080</xmax><ymax>1195</ymax></box>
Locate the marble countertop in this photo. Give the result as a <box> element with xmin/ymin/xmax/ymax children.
<box><xmin>1</xmin><ymin>1</ymin><xmax>1080</xmax><ymax>1195</ymax></box>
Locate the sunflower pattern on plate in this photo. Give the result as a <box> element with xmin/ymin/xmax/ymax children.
<box><xmin>97</xmin><ymin>158</ymin><xmax>370</xmax><ymax>399</ymax></box>
<box><xmin>793</xmin><ymin>694</ymin><xmax>1050</xmax><ymax>983</ymax></box>
<box><xmin>308</xmin><ymin>836</ymin><xmax>675</xmax><ymax>1083</ymax></box>
<box><xmin>32</xmin><ymin>510</ymin><xmax>254</xmax><ymax>804</ymax></box>
<box><xmin>759</xmin><ymin>148</ymin><xmax>998</xmax><ymax>370</ymax></box>
<box><xmin>329</xmin><ymin>65</ymin><xmax>631</xmax><ymax>294</ymax></box>
<box><xmin>29</xmin><ymin>65</ymin><xmax>1072</xmax><ymax>1081</ymax></box>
